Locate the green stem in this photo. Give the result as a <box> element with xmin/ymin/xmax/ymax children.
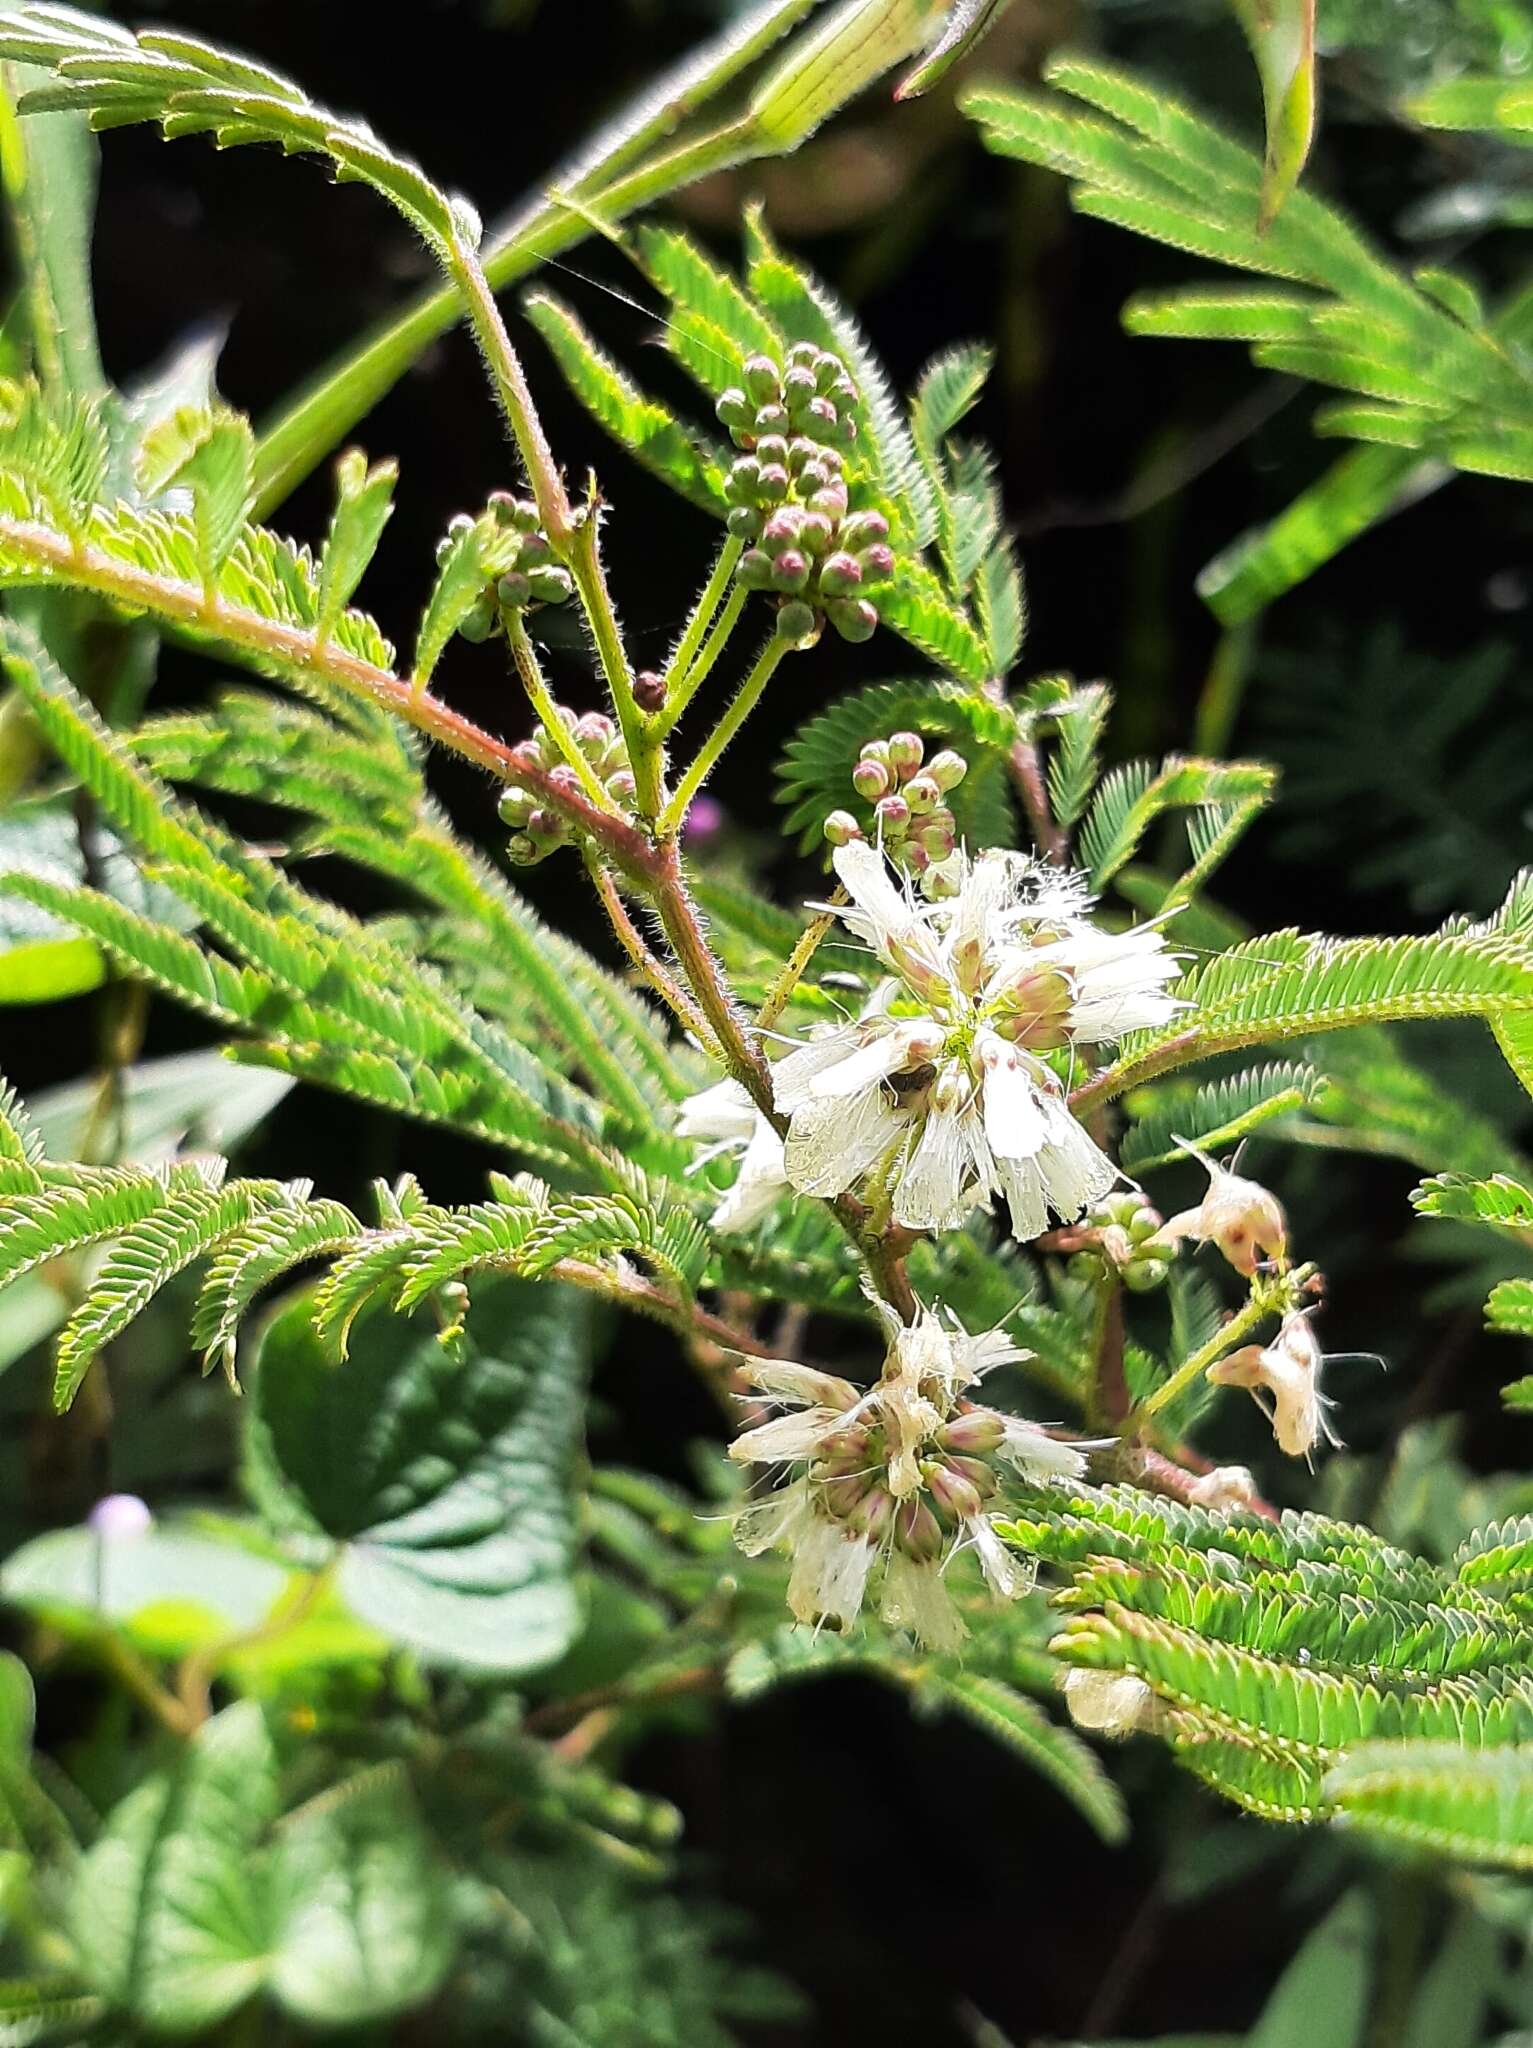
<box><xmin>654</xmin><ymin>537</ymin><xmax>745</xmax><ymax>738</ymax></box>
<box><xmin>505</xmin><ymin>612</ymin><xmax>616</xmax><ymax>811</ymax></box>
<box><xmin>569</xmin><ymin>514</ymin><xmax>655</xmax><ymax>816</ymax></box>
<box><xmin>659</xmin><ymin>631</ymin><xmax>789</xmax><ymax>834</ymax></box>
<box><xmin>757</xmin><ymin>886</ymin><xmax>844</xmax><ymax>1030</ymax></box>
<box><xmin>1131</xmin><ymin>1292</ymin><xmax>1273</xmax><ymax>1429</ymax></box>
<box><xmin>253</xmin><ymin>114</ymin><xmax>762</xmax><ymax>516</ymax></box>
<box><xmin>658</xmin><ymin>583</ymin><xmax>748</xmax><ymax>741</ymax></box>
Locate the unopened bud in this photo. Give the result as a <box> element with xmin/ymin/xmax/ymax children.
<box><xmin>875</xmin><ymin>793</ymin><xmax>910</xmax><ymax>833</ymax></box>
<box><xmin>634</xmin><ymin>669</ymin><xmax>666</xmax><ymax>713</ymax></box>
<box><xmin>743</xmin><ymin>354</ymin><xmax>780</xmax><ymax>403</ymax></box>
<box><xmin>904</xmin><ymin>773</ymin><xmax>941</xmax><ymax>815</ymax></box>
<box><xmin>828</xmin><ymin>597</ymin><xmax>879</xmax><ymax>643</ymax></box>
<box><xmin>738</xmin><ymin>549</ymin><xmax>774</xmax><ymax>590</ymax></box>
<box><xmin>853</xmin><ymin>758</ymin><xmax>892</xmax><ymax>800</ymax></box>
<box><xmin>824</xmin><ymin>809</ymin><xmax>863</xmax><ymax>847</ymax></box>
<box><xmin>938</xmin><ymin>1408</ymin><xmax>1006</xmax><ymax>1455</ymax></box>
<box><xmin>893</xmin><ymin>1495</ymin><xmax>945</xmax><ymax>1561</ymax></box>
<box><xmin>887</xmin><ymin>731</ymin><xmax>924</xmax><ymax>774</ymax></box>
<box><xmin>860</xmin><ymin>542</ymin><xmax>896</xmax><ymax>583</ymax></box>
<box><xmin>926</xmin><ymin>1459</ymin><xmax>984</xmax><ymax>1525</ymax></box>
<box><xmin>606</xmin><ymin>769</ymin><xmax>637</xmax><ymax>803</ymax></box>
<box><xmin>776</xmin><ymin>599</ymin><xmax>819</xmax><ymax>644</ymax></box>
<box><xmin>772</xmin><ymin>549</ymin><xmax>811</xmax><ymax>592</ymax></box>
<box><xmin>819</xmin><ymin>551</ymin><xmax>864</xmax><ymax>598</ymax></box>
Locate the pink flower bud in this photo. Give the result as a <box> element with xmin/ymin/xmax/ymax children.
<box><xmin>875</xmin><ymin>793</ymin><xmax>910</xmax><ymax>833</ymax></box>
<box><xmin>926</xmin><ymin>1459</ymin><xmax>984</xmax><ymax>1525</ymax></box>
<box><xmin>887</xmin><ymin>731</ymin><xmax>924</xmax><ymax>774</ymax></box>
<box><xmin>853</xmin><ymin>758</ymin><xmax>892</xmax><ymax>800</ymax></box>
<box><xmin>894</xmin><ymin>1495</ymin><xmax>945</xmax><ymax>1561</ymax></box>
<box><xmin>823</xmin><ymin>810</ymin><xmax>863</xmax><ymax>847</ymax></box>
<box><xmin>89</xmin><ymin>1493</ymin><xmax>151</xmax><ymax>1539</ymax></box>
<box><xmin>743</xmin><ymin>353</ymin><xmax>780</xmax><ymax>403</ymax></box>
<box><xmin>938</xmin><ymin>1408</ymin><xmax>1006</xmax><ymax>1455</ymax></box>
<box><xmin>904</xmin><ymin>774</ymin><xmax>941</xmax><ymax>815</ymax></box>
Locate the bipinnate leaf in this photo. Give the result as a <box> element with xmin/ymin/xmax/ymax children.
<box><xmin>246</xmin><ymin>1277</ymin><xmax>592</xmax><ymax>1673</ymax></box>
<box><xmin>1325</xmin><ymin>1742</ymin><xmax>1533</xmax><ymax>1870</ymax></box>
<box><xmin>316</xmin><ymin>445</ymin><xmax>395</xmax><ymax>643</ymax></box>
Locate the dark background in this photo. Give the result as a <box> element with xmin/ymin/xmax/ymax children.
<box><xmin>5</xmin><ymin>2</ymin><xmax>1533</xmax><ymax>2040</ymax></box>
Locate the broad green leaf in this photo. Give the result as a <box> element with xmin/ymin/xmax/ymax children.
<box><xmin>246</xmin><ymin>1278</ymin><xmax>592</xmax><ymax>1673</ymax></box>
<box><xmin>268</xmin><ymin>1771</ymin><xmax>454</xmax><ymax>2025</ymax></box>
<box><xmin>72</xmin><ymin>1701</ymin><xmax>277</xmax><ymax>2034</ymax></box>
<box><xmin>1</xmin><ymin>1521</ymin><xmax>289</xmax><ymax>1658</ymax></box>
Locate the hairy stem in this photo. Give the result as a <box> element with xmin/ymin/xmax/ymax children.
<box><xmin>653</xmin><ymin>542</ymin><xmax>746</xmax><ymax>740</ymax></box>
<box><xmin>757</xmin><ymin>887</ymin><xmax>845</xmax><ymax>1031</ymax></box>
<box><xmin>659</xmin><ymin>630</ymin><xmax>789</xmax><ymax>834</ymax></box>
<box><xmin>506</xmin><ymin>613</ymin><xmax>617</xmax><ymax>810</ymax></box>
<box><xmin>569</xmin><ymin>512</ymin><xmax>655</xmax><ymax>815</ymax></box>
<box><xmin>586</xmin><ymin>854</ymin><xmax>723</xmax><ymax>1057</ymax></box>
<box><xmin>1130</xmin><ymin>1291</ymin><xmax>1273</xmax><ymax>1429</ymax></box>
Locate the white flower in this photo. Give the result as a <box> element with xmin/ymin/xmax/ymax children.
<box><xmin>729</xmin><ymin>1300</ymin><xmax>1095</xmax><ymax>1648</ymax></box>
<box><xmin>1207</xmin><ymin>1308</ymin><xmax>1341</xmax><ymax>1463</ymax></box>
<box><xmin>770</xmin><ymin>842</ymin><xmax>1182</xmax><ymax>1242</ymax></box>
<box><xmin>1152</xmin><ymin>1138</ymin><xmax>1287</xmax><ymax>1277</ymax></box>
<box><xmin>676</xmin><ymin>1077</ymin><xmax>788</xmax><ymax>1233</ymax></box>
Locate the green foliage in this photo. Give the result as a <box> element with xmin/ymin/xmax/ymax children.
<box><xmin>0</xmin><ymin>7</ymin><xmax>470</xmax><ymax>254</ymax></box>
<box><xmin>245</xmin><ymin>1280</ymin><xmax>592</xmax><ymax>1673</ymax></box>
<box><xmin>1005</xmin><ymin>1481</ymin><xmax>1533</xmax><ymax>1854</ymax></box>
<box><xmin>963</xmin><ymin>56</ymin><xmax>1533</xmax><ymax>617</ymax></box>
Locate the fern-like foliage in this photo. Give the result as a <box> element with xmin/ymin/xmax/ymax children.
<box><xmin>963</xmin><ymin>57</ymin><xmax>1533</xmax><ymax>619</ymax></box>
<box><xmin>0</xmin><ymin>6</ymin><xmax>475</xmax><ymax>254</ymax></box>
<box><xmin>1006</xmin><ymin>1483</ymin><xmax>1533</xmax><ymax>1859</ymax></box>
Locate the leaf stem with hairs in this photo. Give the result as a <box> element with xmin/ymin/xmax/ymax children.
<box><xmin>659</xmin><ymin>631</ymin><xmax>791</xmax><ymax>834</ymax></box>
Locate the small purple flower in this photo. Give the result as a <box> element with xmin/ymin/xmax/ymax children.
<box><xmin>88</xmin><ymin>1493</ymin><xmax>152</xmax><ymax>1540</ymax></box>
<box><xmin>683</xmin><ymin>794</ymin><xmax>726</xmax><ymax>847</ymax></box>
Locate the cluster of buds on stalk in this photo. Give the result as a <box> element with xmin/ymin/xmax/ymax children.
<box><xmin>823</xmin><ymin>728</ymin><xmax>968</xmax><ymax>898</ymax></box>
<box><xmin>1067</xmin><ymin>1191</ymin><xmax>1174</xmax><ymax>1294</ymax></box>
<box><xmin>497</xmin><ymin>707</ymin><xmax>632</xmax><ymax>865</ymax></box>
<box><xmin>453</xmin><ymin>493</ymin><xmax>573</xmax><ymax>644</ymax></box>
<box><xmin>717</xmin><ymin>346</ymin><xmax>893</xmax><ymax>644</ymax></box>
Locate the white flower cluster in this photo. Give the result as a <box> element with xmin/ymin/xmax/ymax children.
<box><xmin>730</xmin><ymin>1302</ymin><xmax>1089</xmax><ymax>1651</ymax></box>
<box><xmin>682</xmin><ymin>842</ymin><xmax>1182</xmax><ymax>1243</ymax></box>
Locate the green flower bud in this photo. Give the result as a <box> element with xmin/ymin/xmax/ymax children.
<box><xmin>1123</xmin><ymin>1256</ymin><xmax>1172</xmax><ymax>1294</ymax></box>
<box><xmin>716</xmin><ymin>387</ymin><xmax>753</xmax><ymax>436</ymax></box>
<box><xmin>818</xmin><ymin>550</ymin><xmax>863</xmax><ymax>598</ymax></box>
<box><xmin>528</xmin><ymin>566</ymin><xmax>573</xmax><ymax>606</ymax></box>
<box><xmin>828</xmin><ymin>597</ymin><xmax>879</xmax><ymax>643</ymax></box>
<box><xmin>799</xmin><ymin>511</ymin><xmax>835</xmax><ymax>556</ymax></box>
<box><xmin>457</xmin><ymin>593</ymin><xmax>496</xmax><ymax>643</ymax></box>
<box><xmin>809</xmin><ymin>482</ymin><xmax>850</xmax><ymax>523</ymax></box>
<box><xmin>776</xmin><ymin>598</ymin><xmax>818</xmax><ymax>644</ymax></box>
<box><xmin>743</xmin><ymin>353</ymin><xmax>780</xmax><ymax>403</ymax></box>
<box><xmin>814</xmin><ymin>351</ymin><xmax>844</xmax><ymax>394</ymax></box>
<box><xmin>728</xmin><ymin>506</ymin><xmax>764</xmax><ymax>541</ymax></box>
<box><xmin>738</xmin><ymin>549</ymin><xmax>774</xmax><ymax>590</ymax></box>
<box><xmin>919</xmin><ymin>819</ymin><xmax>956</xmax><ymax>861</ymax></box>
<box><xmin>859</xmin><ymin>739</ymin><xmax>893</xmax><ymax>770</ymax></box>
<box><xmin>805</xmin><ymin>395</ymin><xmax>843</xmax><ymax>441</ymax></box>
<box><xmin>927</xmin><ymin>749</ymin><xmax>968</xmax><ymax>793</ymax></box>
<box><xmin>888</xmin><ymin>731</ymin><xmax>925</xmax><ymax>774</ymax></box>
<box><xmin>893</xmin><ymin>1496</ymin><xmax>945</xmax><ymax>1562</ymax></box>
<box><xmin>607</xmin><ymin>769</ymin><xmax>637</xmax><ymax>804</ymax></box>
<box><xmin>847</xmin><ymin>1485</ymin><xmax>895</xmax><ymax>1540</ymax></box>
<box><xmin>784</xmin><ymin>365</ymin><xmax>818</xmax><ymax>410</ymax></box>
<box><xmin>496</xmin><ymin>570</ymin><xmax>532</xmax><ymax>610</ymax></box>
<box><xmin>726</xmin><ymin>457</ymin><xmax>762</xmax><ymax>504</ymax></box>
<box><xmin>853</xmin><ymin>757</ymin><xmax>892</xmax><ymax>800</ymax></box>
<box><xmin>573</xmin><ymin>711</ymin><xmax>616</xmax><ymax>752</ymax></box>
<box><xmin>938</xmin><ymin>1408</ymin><xmax>1006</xmax><ymax>1455</ymax></box>
<box><xmin>926</xmin><ymin>1459</ymin><xmax>984</xmax><ymax>1526</ymax></box>
<box><xmin>904</xmin><ymin>773</ymin><xmax>941</xmax><ymax>815</ymax></box>
<box><xmin>757</xmin><ymin>463</ymin><xmax>791</xmax><ymax>504</ymax></box>
<box><xmin>497</xmin><ymin>785</ymin><xmax>534</xmax><ymax>827</ymax></box>
<box><xmin>875</xmin><ymin>792</ymin><xmax>910</xmax><ymax>834</ymax></box>
<box><xmin>772</xmin><ymin>548</ymin><xmax>811</xmax><ymax>592</ymax></box>
<box><xmin>786</xmin><ymin>340</ymin><xmax>820</xmax><ymax>374</ymax></box>
<box><xmin>842</xmin><ymin>509</ymin><xmax>890</xmax><ymax>551</ymax></box>
<box><xmin>754</xmin><ymin>403</ymin><xmax>790</xmax><ymax>437</ymax></box>
<box><xmin>506</xmin><ymin>832</ymin><xmax>540</xmax><ymax>865</ymax></box>
<box><xmin>860</xmin><ymin>542</ymin><xmax>896</xmax><ymax>584</ymax></box>
<box><xmin>762</xmin><ymin>506</ymin><xmax>804</xmax><ymax>548</ymax></box>
<box><xmin>824</xmin><ymin>808</ymin><xmax>863</xmax><ymax>846</ymax></box>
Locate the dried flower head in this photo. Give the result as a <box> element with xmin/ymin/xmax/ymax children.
<box><xmin>731</xmin><ymin>1301</ymin><xmax>1090</xmax><ymax>1650</ymax></box>
<box><xmin>1185</xmin><ymin>1463</ymin><xmax>1259</xmax><ymax>1513</ymax></box>
<box><xmin>1207</xmin><ymin>1308</ymin><xmax>1341</xmax><ymax>1463</ymax></box>
<box><xmin>1060</xmin><ymin>1668</ymin><xmax>1160</xmax><ymax>1738</ymax></box>
<box><xmin>1153</xmin><ymin>1138</ymin><xmax>1288</xmax><ymax>1277</ymax></box>
<box><xmin>770</xmin><ymin>841</ymin><xmax>1182</xmax><ymax>1240</ymax></box>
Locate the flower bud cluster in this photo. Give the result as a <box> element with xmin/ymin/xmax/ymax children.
<box><xmin>497</xmin><ymin>707</ymin><xmax>631</xmax><ymax>865</ymax></box>
<box><xmin>1068</xmin><ymin>1191</ymin><xmax>1174</xmax><ymax>1294</ymax></box>
<box><xmin>823</xmin><ymin>728</ymin><xmax>968</xmax><ymax>899</ymax></box>
<box><xmin>718</xmin><ymin>347</ymin><xmax>893</xmax><ymax>644</ymax></box>
<box><xmin>452</xmin><ymin>493</ymin><xmax>573</xmax><ymax>644</ymax></box>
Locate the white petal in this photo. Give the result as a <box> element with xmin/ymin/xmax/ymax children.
<box><xmin>879</xmin><ymin>1551</ymin><xmax>968</xmax><ymax>1652</ymax></box>
<box><xmin>709</xmin><ymin>1115</ymin><xmax>788</xmax><ymax>1234</ymax></box>
<box><xmin>976</xmin><ymin>1033</ymin><xmax>1049</xmax><ymax>1161</ymax></box>
<box><xmin>729</xmin><ymin>1405</ymin><xmax>844</xmax><ymax>1465</ymax></box>
<box><xmin>1000</xmin><ymin>1417</ymin><xmax>1088</xmax><ymax>1484</ymax></box>
<box><xmin>832</xmin><ymin>839</ymin><xmax>924</xmax><ymax>959</ymax></box>
<box><xmin>676</xmin><ymin>1077</ymin><xmax>758</xmax><ymax>1143</ymax></box>
<box><xmin>783</xmin><ymin>1085</ymin><xmax>905</xmax><ymax>1198</ymax></box>
<box><xmin>770</xmin><ymin>1025</ymin><xmax>865</xmax><ymax>1115</ymax></box>
<box><xmin>892</xmin><ymin>1104</ymin><xmax>977</xmax><ymax>1232</ymax></box>
<box><xmin>733</xmin><ymin>1480</ymin><xmax>810</xmax><ymax>1557</ymax></box>
<box><xmin>993</xmin><ymin>1151</ymin><xmax>1050</xmax><ymax>1243</ymax></box>
<box><xmin>967</xmin><ymin>1516</ymin><xmax>1033</xmax><ymax>1600</ymax></box>
<box><xmin>804</xmin><ymin>1019</ymin><xmax>934</xmax><ymax>1102</ymax></box>
<box><xmin>739</xmin><ymin>1361</ymin><xmax>863</xmax><ymax>1411</ymax></box>
<box><xmin>1037</xmin><ymin>1103</ymin><xmax>1116</xmax><ymax>1219</ymax></box>
<box><xmin>788</xmin><ymin>1516</ymin><xmax>874</xmax><ymax>1629</ymax></box>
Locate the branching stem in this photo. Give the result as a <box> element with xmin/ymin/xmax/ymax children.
<box><xmin>659</xmin><ymin>631</ymin><xmax>790</xmax><ymax>834</ymax></box>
